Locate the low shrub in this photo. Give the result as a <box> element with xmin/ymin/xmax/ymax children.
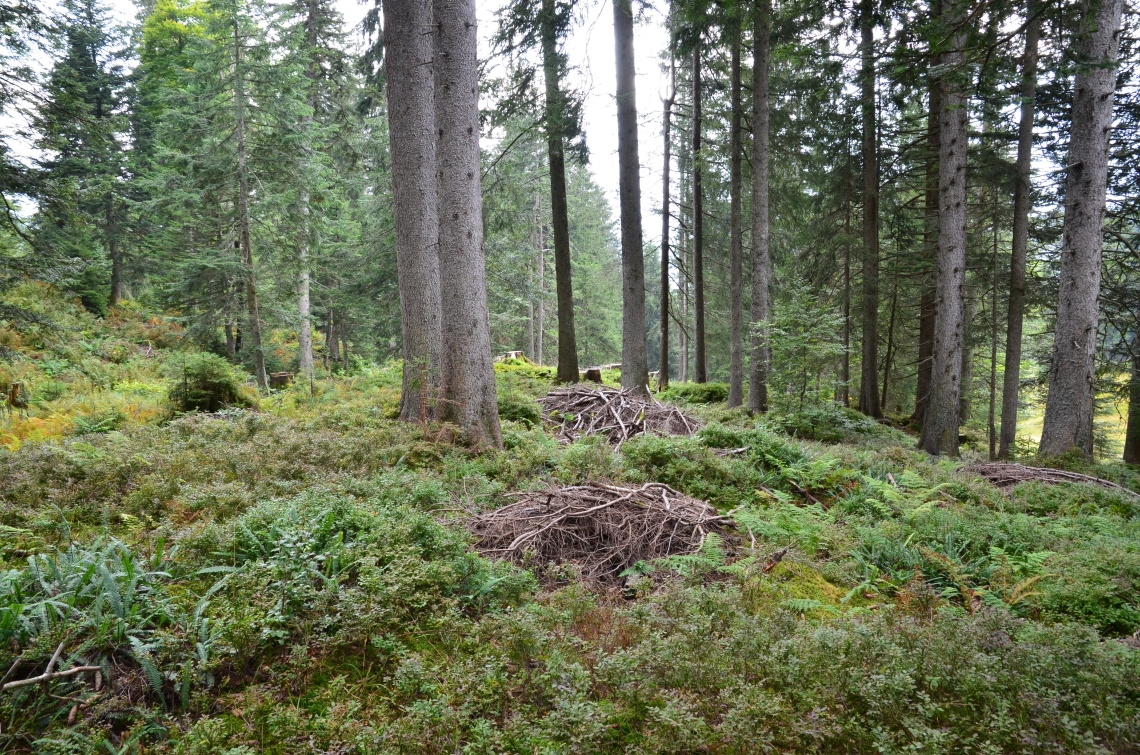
<box><xmin>164</xmin><ymin>352</ymin><xmax>257</xmax><ymax>413</ymax></box>
<box><xmin>660</xmin><ymin>382</ymin><xmax>730</xmax><ymax>404</ymax></box>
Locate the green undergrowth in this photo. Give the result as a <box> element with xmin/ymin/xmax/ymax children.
<box><xmin>2</xmin><ymin>298</ymin><xmax>1140</xmax><ymax>751</ymax></box>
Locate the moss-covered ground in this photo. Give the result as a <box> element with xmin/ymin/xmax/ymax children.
<box><xmin>2</xmin><ymin>285</ymin><xmax>1139</xmax><ymax>753</ymax></box>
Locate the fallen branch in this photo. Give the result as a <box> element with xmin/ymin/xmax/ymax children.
<box><xmin>963</xmin><ymin>462</ymin><xmax>1140</xmax><ymax>499</ymax></box>
<box><xmin>3</xmin><ymin>665</ymin><xmax>101</xmax><ymax>691</ymax></box>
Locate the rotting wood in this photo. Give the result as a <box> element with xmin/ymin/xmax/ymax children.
<box><xmin>962</xmin><ymin>462</ymin><xmax>1140</xmax><ymax>499</ymax></box>
<box><xmin>537</xmin><ymin>384</ymin><xmax>698</xmax><ymax>446</ymax></box>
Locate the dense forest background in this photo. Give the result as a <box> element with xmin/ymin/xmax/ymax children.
<box><xmin>1</xmin><ymin>0</ymin><xmax>1139</xmax><ymax>458</ymax></box>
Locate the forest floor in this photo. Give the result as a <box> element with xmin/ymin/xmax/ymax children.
<box><xmin>2</xmin><ymin>283</ymin><xmax>1140</xmax><ymax>754</ymax></box>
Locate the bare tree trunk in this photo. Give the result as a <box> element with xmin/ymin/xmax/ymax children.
<box><xmin>748</xmin><ymin>0</ymin><xmax>771</xmax><ymax>414</ymax></box>
<box><xmin>328</xmin><ymin>308</ymin><xmax>339</xmax><ymax>364</ymax></box>
<box><xmin>1125</xmin><ymin>344</ymin><xmax>1140</xmax><ymax>464</ymax></box>
<box><xmin>880</xmin><ymin>278</ymin><xmax>897</xmax><ymax>411</ymax></box>
<box><xmin>999</xmin><ymin>1</ymin><xmax>1039</xmax><ymax>458</ymax></box>
<box><xmin>692</xmin><ymin>38</ymin><xmax>706</xmax><ymax>383</ymax></box>
<box><xmin>989</xmin><ymin>205</ymin><xmax>1000</xmax><ymax>459</ymax></box>
<box><xmin>659</xmin><ymin>57</ymin><xmax>675</xmax><ymax>390</ymax></box>
<box><xmin>537</xmin><ymin>235</ymin><xmax>545</xmax><ymax>365</ymax></box>
<box><xmin>233</xmin><ymin>15</ymin><xmax>267</xmax><ymax>391</ymax></box>
<box><xmin>840</xmin><ymin>189</ymin><xmax>850</xmax><ymax>406</ymax></box>
<box><xmin>959</xmin><ymin>287</ymin><xmax>976</xmax><ymax>424</ymax></box>
<box><xmin>107</xmin><ymin>195</ymin><xmax>122</xmax><ymax>306</ymax></box>
<box><xmin>727</xmin><ymin>20</ymin><xmax>744</xmax><ymax>408</ymax></box>
<box><xmin>613</xmin><ymin>0</ymin><xmax>649</xmax><ymax>395</ymax></box>
<box><xmin>296</xmin><ymin>0</ymin><xmax>320</xmax><ymax>380</ymax></box>
<box><xmin>914</xmin><ymin>79</ymin><xmax>940</xmax><ymax>424</ymax></box>
<box><xmin>528</xmin><ymin>190</ymin><xmax>539</xmax><ymax>360</ymax></box>
<box><xmin>540</xmin><ymin>0</ymin><xmax>579</xmax><ymax>384</ymax></box>
<box><xmin>1039</xmin><ymin>0</ymin><xmax>1123</xmax><ymax>456</ymax></box>
<box><xmin>859</xmin><ymin>0</ymin><xmax>881</xmax><ymax>417</ymax></box>
<box><xmin>385</xmin><ymin>0</ymin><xmax>443</xmax><ymax>422</ymax></box>
<box><xmin>434</xmin><ymin>0</ymin><xmax>502</xmax><ymax>447</ymax></box>
<box><xmin>920</xmin><ymin>0</ymin><xmax>968</xmax><ymax>456</ymax></box>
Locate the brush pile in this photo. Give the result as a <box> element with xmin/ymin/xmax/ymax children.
<box><xmin>963</xmin><ymin>462</ymin><xmax>1140</xmax><ymax>499</ymax></box>
<box><xmin>471</xmin><ymin>482</ymin><xmax>732</xmax><ymax>584</ymax></box>
<box><xmin>537</xmin><ymin>385</ymin><xmax>698</xmax><ymax>446</ymax></box>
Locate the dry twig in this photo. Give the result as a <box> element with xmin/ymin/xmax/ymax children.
<box><xmin>471</xmin><ymin>482</ymin><xmax>732</xmax><ymax>584</ymax></box>
<box><xmin>537</xmin><ymin>385</ymin><xmax>698</xmax><ymax>446</ymax></box>
<box><xmin>963</xmin><ymin>462</ymin><xmax>1140</xmax><ymax>499</ymax></box>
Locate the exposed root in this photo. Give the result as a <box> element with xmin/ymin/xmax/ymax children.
<box><xmin>963</xmin><ymin>462</ymin><xmax>1140</xmax><ymax>499</ymax></box>
<box><xmin>471</xmin><ymin>482</ymin><xmax>732</xmax><ymax>584</ymax></box>
<box><xmin>537</xmin><ymin>385</ymin><xmax>699</xmax><ymax>446</ymax></box>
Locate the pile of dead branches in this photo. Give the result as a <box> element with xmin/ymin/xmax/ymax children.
<box><xmin>537</xmin><ymin>385</ymin><xmax>698</xmax><ymax>446</ymax></box>
<box><xmin>471</xmin><ymin>482</ymin><xmax>732</xmax><ymax>584</ymax></box>
<box><xmin>963</xmin><ymin>462</ymin><xmax>1140</xmax><ymax>499</ymax></box>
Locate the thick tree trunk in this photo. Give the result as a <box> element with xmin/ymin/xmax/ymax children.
<box><xmin>613</xmin><ymin>0</ymin><xmax>649</xmax><ymax>395</ymax></box>
<box><xmin>999</xmin><ymin>1</ymin><xmax>1039</xmax><ymax>458</ymax></box>
<box><xmin>727</xmin><ymin>22</ymin><xmax>744</xmax><ymax>408</ymax></box>
<box><xmin>296</xmin><ymin>0</ymin><xmax>319</xmax><ymax>379</ymax></box>
<box><xmin>385</xmin><ymin>0</ymin><xmax>443</xmax><ymax>422</ymax></box>
<box><xmin>859</xmin><ymin>0</ymin><xmax>881</xmax><ymax>417</ymax></box>
<box><xmin>434</xmin><ymin>0</ymin><xmax>502</xmax><ymax>447</ymax></box>
<box><xmin>659</xmin><ymin>60</ymin><xmax>675</xmax><ymax>390</ymax></box>
<box><xmin>748</xmin><ymin>0</ymin><xmax>771</xmax><ymax>414</ymax></box>
<box><xmin>1125</xmin><ymin>346</ymin><xmax>1140</xmax><ymax>464</ymax></box>
<box><xmin>913</xmin><ymin>80</ymin><xmax>940</xmax><ymax>424</ymax></box>
<box><xmin>692</xmin><ymin>38</ymin><xmax>706</xmax><ymax>383</ymax></box>
<box><xmin>1039</xmin><ymin>0</ymin><xmax>1122</xmax><ymax>457</ymax></box>
<box><xmin>920</xmin><ymin>0</ymin><xmax>968</xmax><ymax>456</ymax></box>
<box><xmin>233</xmin><ymin>16</ymin><xmax>267</xmax><ymax>392</ymax></box>
<box><xmin>540</xmin><ymin>0</ymin><xmax>579</xmax><ymax>383</ymax></box>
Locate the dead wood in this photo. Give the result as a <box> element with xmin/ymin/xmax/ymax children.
<box><xmin>963</xmin><ymin>462</ymin><xmax>1140</xmax><ymax>499</ymax></box>
<box><xmin>537</xmin><ymin>385</ymin><xmax>699</xmax><ymax>446</ymax></box>
<box><xmin>470</xmin><ymin>482</ymin><xmax>732</xmax><ymax>584</ymax></box>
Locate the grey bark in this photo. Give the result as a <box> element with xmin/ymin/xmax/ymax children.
<box><xmin>959</xmin><ymin>287</ymin><xmax>976</xmax><ymax>424</ymax></box>
<box><xmin>748</xmin><ymin>0</ymin><xmax>771</xmax><ymax>414</ymax></box>
<box><xmin>612</xmin><ymin>0</ymin><xmax>649</xmax><ymax>394</ymax></box>
<box><xmin>920</xmin><ymin>0</ymin><xmax>968</xmax><ymax>456</ymax></box>
<box><xmin>108</xmin><ymin>196</ymin><xmax>122</xmax><ymax>306</ymax></box>
<box><xmin>434</xmin><ymin>0</ymin><xmax>502</xmax><ymax>447</ymax></box>
<box><xmin>727</xmin><ymin>21</ymin><xmax>744</xmax><ymax>408</ymax></box>
<box><xmin>385</xmin><ymin>0</ymin><xmax>443</xmax><ymax>423</ymax></box>
<box><xmin>999</xmin><ymin>1</ymin><xmax>1040</xmax><ymax>458</ymax></box>
<box><xmin>297</xmin><ymin>0</ymin><xmax>319</xmax><ymax>379</ymax></box>
<box><xmin>859</xmin><ymin>0</ymin><xmax>881</xmax><ymax>417</ymax></box>
<box><xmin>660</xmin><ymin>58</ymin><xmax>675</xmax><ymax>390</ymax></box>
<box><xmin>233</xmin><ymin>15</ymin><xmax>268</xmax><ymax>391</ymax></box>
<box><xmin>913</xmin><ymin>80</ymin><xmax>940</xmax><ymax>424</ymax></box>
<box><xmin>1125</xmin><ymin>344</ymin><xmax>1140</xmax><ymax>464</ymax></box>
<box><xmin>1039</xmin><ymin>0</ymin><xmax>1123</xmax><ymax>456</ymax></box>
<box><xmin>540</xmin><ymin>0</ymin><xmax>579</xmax><ymax>383</ymax></box>
<box><xmin>692</xmin><ymin>37</ymin><xmax>706</xmax><ymax>383</ymax></box>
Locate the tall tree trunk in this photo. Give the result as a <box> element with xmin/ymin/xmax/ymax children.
<box><xmin>880</xmin><ymin>278</ymin><xmax>897</xmax><ymax>411</ymax></box>
<box><xmin>989</xmin><ymin>205</ymin><xmax>1000</xmax><ymax>459</ymax></box>
<box><xmin>328</xmin><ymin>308</ymin><xmax>339</xmax><ymax>363</ymax></box>
<box><xmin>659</xmin><ymin>58</ymin><xmax>675</xmax><ymax>390</ymax></box>
<box><xmin>913</xmin><ymin>79</ymin><xmax>941</xmax><ymax>424</ymax></box>
<box><xmin>692</xmin><ymin>38</ymin><xmax>706</xmax><ymax>383</ymax></box>
<box><xmin>385</xmin><ymin>0</ymin><xmax>443</xmax><ymax>422</ymax></box>
<box><xmin>999</xmin><ymin>0</ymin><xmax>1040</xmax><ymax>458</ymax></box>
<box><xmin>107</xmin><ymin>195</ymin><xmax>122</xmax><ymax>306</ymax></box>
<box><xmin>233</xmin><ymin>16</ymin><xmax>267</xmax><ymax>391</ymax></box>
<box><xmin>920</xmin><ymin>0</ymin><xmax>968</xmax><ymax>456</ymax></box>
<box><xmin>748</xmin><ymin>0</ymin><xmax>771</xmax><ymax>414</ymax></box>
<box><xmin>859</xmin><ymin>0</ymin><xmax>881</xmax><ymax>417</ymax></box>
<box><xmin>537</xmin><ymin>235</ymin><xmax>545</xmax><ymax>365</ymax></box>
<box><xmin>434</xmin><ymin>0</ymin><xmax>502</xmax><ymax>447</ymax></box>
<box><xmin>613</xmin><ymin>0</ymin><xmax>649</xmax><ymax>394</ymax></box>
<box><xmin>1124</xmin><ymin>344</ymin><xmax>1140</xmax><ymax>464</ymax></box>
<box><xmin>528</xmin><ymin>190</ymin><xmax>540</xmax><ymax>360</ymax></box>
<box><xmin>540</xmin><ymin>0</ymin><xmax>579</xmax><ymax>383</ymax></box>
<box><xmin>296</xmin><ymin>0</ymin><xmax>319</xmax><ymax>379</ymax></box>
<box><xmin>840</xmin><ymin>182</ymin><xmax>850</xmax><ymax>406</ymax></box>
<box><xmin>727</xmin><ymin>20</ymin><xmax>744</xmax><ymax>408</ymax></box>
<box><xmin>959</xmin><ymin>287</ymin><xmax>975</xmax><ymax>424</ymax></box>
<box><xmin>1039</xmin><ymin>0</ymin><xmax>1123</xmax><ymax>456</ymax></box>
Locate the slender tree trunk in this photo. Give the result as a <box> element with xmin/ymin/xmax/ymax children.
<box><xmin>613</xmin><ymin>0</ymin><xmax>649</xmax><ymax>394</ymax></box>
<box><xmin>727</xmin><ymin>21</ymin><xmax>744</xmax><ymax>408</ymax></box>
<box><xmin>434</xmin><ymin>0</ymin><xmax>502</xmax><ymax>447</ymax></box>
<box><xmin>960</xmin><ymin>287</ymin><xmax>975</xmax><ymax>424</ymax></box>
<box><xmin>1039</xmin><ymin>0</ymin><xmax>1123</xmax><ymax>456</ymax></box>
<box><xmin>296</xmin><ymin>0</ymin><xmax>320</xmax><ymax>379</ymax></box>
<box><xmin>748</xmin><ymin>0</ymin><xmax>771</xmax><ymax>413</ymax></box>
<box><xmin>999</xmin><ymin>1</ymin><xmax>1040</xmax><ymax>458</ymax></box>
<box><xmin>659</xmin><ymin>56</ymin><xmax>675</xmax><ymax>391</ymax></box>
<box><xmin>840</xmin><ymin>188</ymin><xmax>851</xmax><ymax>406</ymax></box>
<box><xmin>385</xmin><ymin>0</ymin><xmax>443</xmax><ymax>422</ymax></box>
<box><xmin>1124</xmin><ymin>344</ymin><xmax>1140</xmax><ymax>464</ymax></box>
<box><xmin>537</xmin><ymin>235</ymin><xmax>545</xmax><ymax>365</ymax></box>
<box><xmin>233</xmin><ymin>16</ymin><xmax>267</xmax><ymax>391</ymax></box>
<box><xmin>528</xmin><ymin>190</ymin><xmax>539</xmax><ymax>360</ymax></box>
<box><xmin>880</xmin><ymin>278</ymin><xmax>897</xmax><ymax>411</ymax></box>
<box><xmin>692</xmin><ymin>38</ymin><xmax>706</xmax><ymax>383</ymax></box>
<box><xmin>328</xmin><ymin>308</ymin><xmax>339</xmax><ymax>363</ymax></box>
<box><xmin>540</xmin><ymin>0</ymin><xmax>579</xmax><ymax>383</ymax></box>
<box><xmin>107</xmin><ymin>195</ymin><xmax>122</xmax><ymax>306</ymax></box>
<box><xmin>990</xmin><ymin>206</ymin><xmax>1000</xmax><ymax>459</ymax></box>
<box><xmin>914</xmin><ymin>79</ymin><xmax>941</xmax><ymax>424</ymax></box>
<box><xmin>859</xmin><ymin>0</ymin><xmax>881</xmax><ymax>417</ymax></box>
<box><xmin>920</xmin><ymin>0</ymin><xmax>968</xmax><ymax>456</ymax></box>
